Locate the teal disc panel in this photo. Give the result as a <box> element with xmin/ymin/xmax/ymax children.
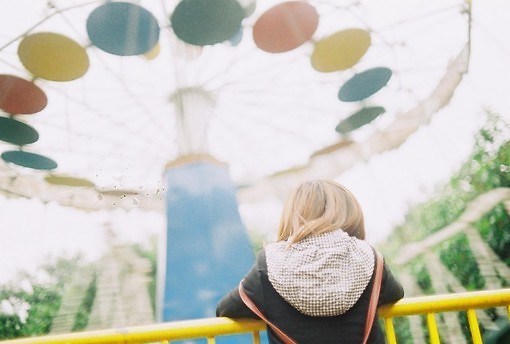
<box><xmin>335</xmin><ymin>106</ymin><xmax>386</xmax><ymax>134</ymax></box>
<box><xmin>1</xmin><ymin>150</ymin><xmax>57</xmax><ymax>170</ymax></box>
<box><xmin>170</xmin><ymin>0</ymin><xmax>244</xmax><ymax>46</ymax></box>
<box><xmin>0</xmin><ymin>116</ymin><xmax>39</xmax><ymax>145</ymax></box>
<box><xmin>338</xmin><ymin>67</ymin><xmax>392</xmax><ymax>102</ymax></box>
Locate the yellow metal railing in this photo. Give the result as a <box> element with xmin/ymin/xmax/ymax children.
<box><xmin>1</xmin><ymin>288</ymin><xmax>509</xmax><ymax>344</ymax></box>
<box><xmin>0</xmin><ymin>318</ymin><xmax>266</xmax><ymax>344</ymax></box>
<box><xmin>378</xmin><ymin>288</ymin><xmax>510</xmax><ymax>344</ymax></box>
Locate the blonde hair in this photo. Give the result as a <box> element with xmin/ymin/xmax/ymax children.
<box><xmin>277</xmin><ymin>179</ymin><xmax>365</xmax><ymax>243</ymax></box>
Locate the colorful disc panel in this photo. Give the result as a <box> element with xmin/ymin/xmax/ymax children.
<box><xmin>0</xmin><ymin>116</ymin><xmax>39</xmax><ymax>145</ymax></box>
<box><xmin>44</xmin><ymin>174</ymin><xmax>95</xmax><ymax>187</ymax></box>
<box><xmin>311</xmin><ymin>29</ymin><xmax>371</xmax><ymax>72</ymax></box>
<box><xmin>335</xmin><ymin>106</ymin><xmax>386</xmax><ymax>134</ymax></box>
<box><xmin>253</xmin><ymin>1</ymin><xmax>318</xmax><ymax>53</ymax></box>
<box><xmin>87</xmin><ymin>2</ymin><xmax>160</xmax><ymax>56</ymax></box>
<box><xmin>338</xmin><ymin>67</ymin><xmax>392</xmax><ymax>102</ymax></box>
<box><xmin>171</xmin><ymin>0</ymin><xmax>244</xmax><ymax>46</ymax></box>
<box><xmin>18</xmin><ymin>32</ymin><xmax>89</xmax><ymax>81</ymax></box>
<box><xmin>143</xmin><ymin>42</ymin><xmax>161</xmax><ymax>60</ymax></box>
<box><xmin>1</xmin><ymin>150</ymin><xmax>57</xmax><ymax>170</ymax></box>
<box><xmin>0</xmin><ymin>75</ymin><xmax>47</xmax><ymax>114</ymax></box>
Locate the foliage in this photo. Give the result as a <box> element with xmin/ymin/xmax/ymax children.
<box><xmin>382</xmin><ymin>110</ymin><xmax>509</xmax><ymax>342</ymax></box>
<box><xmin>19</xmin><ymin>284</ymin><xmax>62</xmax><ymax>336</ymax></box>
<box><xmin>475</xmin><ymin>203</ymin><xmax>510</xmax><ymax>266</ymax></box>
<box><xmin>133</xmin><ymin>238</ymin><xmax>158</xmax><ymax>316</ymax></box>
<box><xmin>0</xmin><ymin>313</ymin><xmax>23</xmax><ymax>339</ymax></box>
<box><xmin>385</xmin><ymin>110</ymin><xmax>509</xmax><ymax>264</ymax></box>
<box><xmin>439</xmin><ymin>234</ymin><xmax>484</xmax><ymax>290</ymax></box>
<box><xmin>0</xmin><ymin>255</ymin><xmax>81</xmax><ymax>339</ymax></box>
<box><xmin>72</xmin><ymin>275</ymin><xmax>97</xmax><ymax>331</ymax></box>
<box><xmin>409</xmin><ymin>259</ymin><xmax>433</xmax><ymax>294</ymax></box>
<box><xmin>393</xmin><ymin>317</ymin><xmax>414</xmax><ymax>344</ymax></box>
<box><xmin>458</xmin><ymin>112</ymin><xmax>510</xmax><ymax>194</ymax></box>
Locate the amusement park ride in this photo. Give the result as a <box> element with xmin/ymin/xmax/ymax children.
<box><xmin>0</xmin><ymin>0</ymin><xmax>483</xmax><ymax>339</ymax></box>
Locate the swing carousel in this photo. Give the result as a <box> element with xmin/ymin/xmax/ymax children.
<box><xmin>1</xmin><ymin>0</ymin><xmax>502</xmax><ymax>336</ymax></box>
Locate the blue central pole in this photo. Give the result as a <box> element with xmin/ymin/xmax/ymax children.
<box><xmin>159</xmin><ymin>157</ymin><xmax>256</xmax><ymax>342</ymax></box>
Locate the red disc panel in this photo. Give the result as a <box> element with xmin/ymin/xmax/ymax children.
<box><xmin>253</xmin><ymin>1</ymin><xmax>318</xmax><ymax>53</ymax></box>
<box><xmin>0</xmin><ymin>75</ymin><xmax>47</xmax><ymax>114</ymax></box>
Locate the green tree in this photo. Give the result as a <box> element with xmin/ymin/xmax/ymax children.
<box><xmin>381</xmin><ymin>110</ymin><xmax>510</xmax><ymax>342</ymax></box>
<box><xmin>0</xmin><ymin>254</ymin><xmax>81</xmax><ymax>339</ymax></box>
<box><xmin>384</xmin><ymin>110</ymin><xmax>510</xmax><ymax>263</ymax></box>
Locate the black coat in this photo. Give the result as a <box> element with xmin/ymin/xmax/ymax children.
<box><xmin>216</xmin><ymin>249</ymin><xmax>404</xmax><ymax>344</ymax></box>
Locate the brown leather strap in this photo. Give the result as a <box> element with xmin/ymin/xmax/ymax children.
<box><xmin>238</xmin><ymin>249</ymin><xmax>384</xmax><ymax>344</ymax></box>
<box><xmin>362</xmin><ymin>250</ymin><xmax>384</xmax><ymax>344</ymax></box>
<box><xmin>239</xmin><ymin>282</ymin><xmax>297</xmax><ymax>344</ymax></box>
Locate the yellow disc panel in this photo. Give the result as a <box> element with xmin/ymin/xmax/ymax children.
<box><xmin>18</xmin><ymin>32</ymin><xmax>89</xmax><ymax>81</ymax></box>
<box><xmin>143</xmin><ymin>42</ymin><xmax>161</xmax><ymax>60</ymax></box>
<box><xmin>311</xmin><ymin>29</ymin><xmax>371</xmax><ymax>72</ymax></box>
<box><xmin>45</xmin><ymin>174</ymin><xmax>95</xmax><ymax>188</ymax></box>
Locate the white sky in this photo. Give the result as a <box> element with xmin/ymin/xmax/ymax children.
<box><xmin>0</xmin><ymin>0</ymin><xmax>509</xmax><ymax>283</ymax></box>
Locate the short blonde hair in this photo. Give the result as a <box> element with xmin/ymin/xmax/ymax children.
<box><xmin>277</xmin><ymin>179</ymin><xmax>365</xmax><ymax>243</ymax></box>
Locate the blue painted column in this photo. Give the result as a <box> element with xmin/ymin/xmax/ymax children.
<box><xmin>160</xmin><ymin>158</ymin><xmax>255</xmax><ymax>324</ymax></box>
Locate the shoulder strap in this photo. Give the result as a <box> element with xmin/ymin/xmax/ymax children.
<box><xmin>238</xmin><ymin>282</ymin><xmax>297</xmax><ymax>344</ymax></box>
<box><xmin>362</xmin><ymin>250</ymin><xmax>384</xmax><ymax>344</ymax></box>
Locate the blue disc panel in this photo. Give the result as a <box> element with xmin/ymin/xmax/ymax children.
<box><xmin>87</xmin><ymin>2</ymin><xmax>160</xmax><ymax>56</ymax></box>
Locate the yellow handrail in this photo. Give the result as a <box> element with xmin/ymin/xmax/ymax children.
<box><xmin>1</xmin><ymin>288</ymin><xmax>509</xmax><ymax>344</ymax></box>
<box><xmin>378</xmin><ymin>288</ymin><xmax>510</xmax><ymax>344</ymax></box>
<box><xmin>0</xmin><ymin>318</ymin><xmax>266</xmax><ymax>344</ymax></box>
<box><xmin>378</xmin><ymin>288</ymin><xmax>510</xmax><ymax>316</ymax></box>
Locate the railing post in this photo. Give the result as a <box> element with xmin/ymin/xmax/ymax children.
<box><xmin>426</xmin><ymin>313</ymin><xmax>440</xmax><ymax>344</ymax></box>
<box><xmin>252</xmin><ymin>331</ymin><xmax>261</xmax><ymax>344</ymax></box>
<box><xmin>466</xmin><ymin>309</ymin><xmax>482</xmax><ymax>344</ymax></box>
<box><xmin>383</xmin><ymin>317</ymin><xmax>397</xmax><ymax>344</ymax></box>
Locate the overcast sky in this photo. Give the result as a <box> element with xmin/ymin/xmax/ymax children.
<box><xmin>0</xmin><ymin>0</ymin><xmax>509</xmax><ymax>283</ymax></box>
